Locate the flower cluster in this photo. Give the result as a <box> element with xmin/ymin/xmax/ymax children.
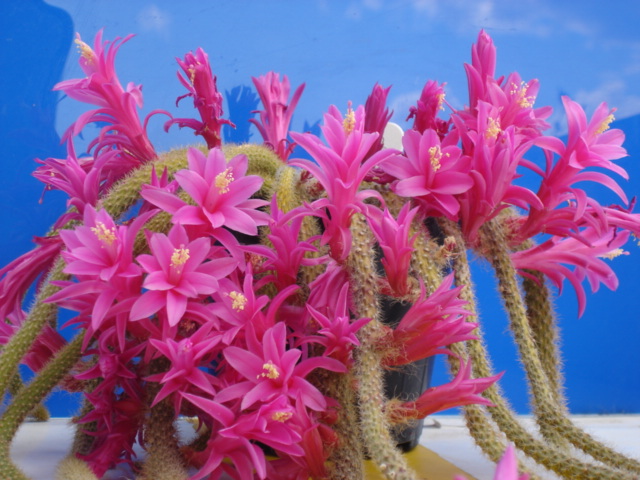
<box><xmin>0</xmin><ymin>28</ymin><xmax>636</xmax><ymax>480</ymax></box>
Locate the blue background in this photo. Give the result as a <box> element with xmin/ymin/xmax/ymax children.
<box><xmin>1</xmin><ymin>0</ymin><xmax>639</xmax><ymax>416</ymax></box>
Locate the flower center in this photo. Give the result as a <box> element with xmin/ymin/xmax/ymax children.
<box><xmin>343</xmin><ymin>102</ymin><xmax>355</xmax><ymax>135</ymax></box>
<box><xmin>229</xmin><ymin>291</ymin><xmax>247</xmax><ymax>311</ymax></box>
<box><xmin>510</xmin><ymin>81</ymin><xmax>533</xmax><ymax>108</ymax></box>
<box><xmin>257</xmin><ymin>361</ymin><xmax>280</xmax><ymax>380</ymax></box>
<box><xmin>215</xmin><ymin>167</ymin><xmax>234</xmax><ymax>194</ymax></box>
<box><xmin>436</xmin><ymin>92</ymin><xmax>446</xmax><ymax>111</ymax></box>
<box><xmin>271</xmin><ymin>411</ymin><xmax>293</xmax><ymax>422</ymax></box>
<box><xmin>171</xmin><ymin>246</ymin><xmax>190</xmax><ymax>271</ymax></box>
<box><xmin>74</xmin><ymin>38</ymin><xmax>95</xmax><ymax>64</ymax></box>
<box><xmin>485</xmin><ymin>117</ymin><xmax>501</xmax><ymax>139</ymax></box>
<box><xmin>181</xmin><ymin>339</ymin><xmax>193</xmax><ymax>353</ymax></box>
<box><xmin>91</xmin><ymin>222</ymin><xmax>117</xmax><ymax>246</ymax></box>
<box><xmin>428</xmin><ymin>145</ymin><xmax>443</xmax><ymax>172</ymax></box>
<box><xmin>595</xmin><ymin>113</ymin><xmax>615</xmax><ymax>135</ymax></box>
<box><xmin>600</xmin><ymin>248</ymin><xmax>627</xmax><ymax>260</ymax></box>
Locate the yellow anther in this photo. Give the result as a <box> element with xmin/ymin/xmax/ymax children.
<box><xmin>257</xmin><ymin>361</ymin><xmax>280</xmax><ymax>380</ymax></box>
<box><xmin>343</xmin><ymin>102</ymin><xmax>356</xmax><ymax>134</ymax></box>
<box><xmin>229</xmin><ymin>291</ymin><xmax>247</xmax><ymax>311</ymax></box>
<box><xmin>601</xmin><ymin>248</ymin><xmax>627</xmax><ymax>260</ymax></box>
<box><xmin>171</xmin><ymin>246</ymin><xmax>190</xmax><ymax>268</ymax></box>
<box><xmin>74</xmin><ymin>38</ymin><xmax>95</xmax><ymax>63</ymax></box>
<box><xmin>436</xmin><ymin>92</ymin><xmax>446</xmax><ymax>111</ymax></box>
<box><xmin>181</xmin><ymin>339</ymin><xmax>193</xmax><ymax>353</ymax></box>
<box><xmin>485</xmin><ymin>117</ymin><xmax>501</xmax><ymax>139</ymax></box>
<box><xmin>91</xmin><ymin>222</ymin><xmax>117</xmax><ymax>246</ymax></box>
<box><xmin>428</xmin><ymin>145</ymin><xmax>443</xmax><ymax>172</ymax></box>
<box><xmin>510</xmin><ymin>81</ymin><xmax>533</xmax><ymax>108</ymax></box>
<box><xmin>215</xmin><ymin>168</ymin><xmax>234</xmax><ymax>194</ymax></box>
<box><xmin>272</xmin><ymin>411</ymin><xmax>293</xmax><ymax>422</ymax></box>
<box><xmin>595</xmin><ymin>113</ymin><xmax>615</xmax><ymax>135</ymax></box>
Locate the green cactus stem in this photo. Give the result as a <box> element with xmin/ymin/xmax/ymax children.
<box><xmin>55</xmin><ymin>455</ymin><xmax>99</xmax><ymax>480</ymax></box>
<box><xmin>0</xmin><ymin>333</ymin><xmax>83</xmax><ymax>480</ymax></box>
<box><xmin>349</xmin><ymin>213</ymin><xmax>417</xmax><ymax>480</ymax></box>
<box><xmin>440</xmin><ymin>218</ymin><xmax>633</xmax><ymax>480</ymax></box>
<box><xmin>8</xmin><ymin>371</ymin><xmax>49</xmax><ymax>422</ymax></box>
<box><xmin>479</xmin><ymin>217</ymin><xmax>640</xmax><ymax>477</ymax></box>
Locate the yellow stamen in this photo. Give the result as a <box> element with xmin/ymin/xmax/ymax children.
<box><xmin>91</xmin><ymin>222</ymin><xmax>117</xmax><ymax>246</ymax></box>
<box><xmin>343</xmin><ymin>102</ymin><xmax>356</xmax><ymax>135</ymax></box>
<box><xmin>257</xmin><ymin>361</ymin><xmax>280</xmax><ymax>380</ymax></box>
<box><xmin>74</xmin><ymin>38</ymin><xmax>95</xmax><ymax>63</ymax></box>
<box><xmin>215</xmin><ymin>168</ymin><xmax>234</xmax><ymax>194</ymax></box>
<box><xmin>510</xmin><ymin>81</ymin><xmax>533</xmax><ymax>108</ymax></box>
<box><xmin>485</xmin><ymin>117</ymin><xmax>501</xmax><ymax>139</ymax></box>
<box><xmin>595</xmin><ymin>113</ymin><xmax>615</xmax><ymax>135</ymax></box>
<box><xmin>428</xmin><ymin>145</ymin><xmax>443</xmax><ymax>172</ymax></box>
<box><xmin>229</xmin><ymin>291</ymin><xmax>247</xmax><ymax>311</ymax></box>
<box><xmin>181</xmin><ymin>339</ymin><xmax>193</xmax><ymax>353</ymax></box>
<box><xmin>436</xmin><ymin>92</ymin><xmax>446</xmax><ymax>111</ymax></box>
<box><xmin>272</xmin><ymin>411</ymin><xmax>293</xmax><ymax>422</ymax></box>
<box><xmin>600</xmin><ymin>248</ymin><xmax>627</xmax><ymax>260</ymax></box>
<box><xmin>171</xmin><ymin>246</ymin><xmax>190</xmax><ymax>268</ymax></box>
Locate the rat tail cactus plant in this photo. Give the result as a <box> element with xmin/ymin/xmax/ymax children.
<box><xmin>0</xmin><ymin>28</ymin><xmax>639</xmax><ymax>480</ymax></box>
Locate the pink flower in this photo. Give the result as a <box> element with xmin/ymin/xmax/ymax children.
<box><xmin>455</xmin><ymin>445</ymin><xmax>529</xmax><ymax>480</ymax></box>
<box><xmin>385</xmin><ymin>274</ymin><xmax>476</xmax><ymax>366</ymax></box>
<box><xmin>363</xmin><ymin>83</ymin><xmax>393</xmax><ymax>160</ymax></box>
<box><xmin>130</xmin><ymin>224</ymin><xmax>237</xmax><ymax>326</ymax></box>
<box><xmin>382</xmin><ymin>128</ymin><xmax>473</xmax><ymax>220</ymax></box>
<box><xmin>54</xmin><ymin>31</ymin><xmax>159</xmax><ymax>168</ymax></box>
<box><xmin>147</xmin><ymin>323</ymin><xmax>221</xmax><ymax>410</ymax></box>
<box><xmin>141</xmin><ymin>148</ymin><xmax>269</xmax><ymax>239</ymax></box>
<box><xmin>389</xmin><ymin>359</ymin><xmax>500</xmax><ymax>421</ymax></box>
<box><xmin>165</xmin><ymin>48</ymin><xmax>234</xmax><ymax>149</ymax></box>
<box><xmin>218</xmin><ymin>322</ymin><xmax>346</xmax><ymax>411</ymax></box>
<box><xmin>250</xmin><ymin>72</ymin><xmax>305</xmax><ymax>160</ymax></box>
<box><xmin>366</xmin><ymin>204</ymin><xmax>419</xmax><ymax>297</ymax></box>
<box><xmin>407</xmin><ymin>80</ymin><xmax>450</xmax><ymax>138</ymax></box>
<box><xmin>290</xmin><ymin>104</ymin><xmax>396</xmax><ymax>260</ymax></box>
<box><xmin>511</xmin><ymin>227</ymin><xmax>630</xmax><ymax>316</ymax></box>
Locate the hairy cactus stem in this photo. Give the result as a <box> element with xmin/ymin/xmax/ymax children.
<box><xmin>439</xmin><ymin>218</ymin><xmax>636</xmax><ymax>480</ymax></box>
<box><xmin>478</xmin><ymin>217</ymin><xmax>640</xmax><ymax>478</ymax></box>
<box><xmin>349</xmin><ymin>213</ymin><xmax>418</xmax><ymax>480</ymax></box>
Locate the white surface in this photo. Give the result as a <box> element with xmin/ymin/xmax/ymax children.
<box><xmin>10</xmin><ymin>415</ymin><xmax>640</xmax><ymax>479</ymax></box>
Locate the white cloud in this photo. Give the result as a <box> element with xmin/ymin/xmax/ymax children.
<box><xmin>136</xmin><ymin>5</ymin><xmax>171</xmax><ymax>34</ymax></box>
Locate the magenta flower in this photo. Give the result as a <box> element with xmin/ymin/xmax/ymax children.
<box><xmin>141</xmin><ymin>147</ymin><xmax>269</xmax><ymax>239</ymax></box>
<box><xmin>385</xmin><ymin>274</ymin><xmax>476</xmax><ymax>366</ymax></box>
<box><xmin>147</xmin><ymin>323</ymin><xmax>221</xmax><ymax>410</ymax></box>
<box><xmin>290</xmin><ymin>104</ymin><xmax>396</xmax><ymax>260</ymax></box>
<box><xmin>389</xmin><ymin>358</ymin><xmax>500</xmax><ymax>421</ymax></box>
<box><xmin>366</xmin><ymin>204</ymin><xmax>419</xmax><ymax>297</ymax></box>
<box><xmin>54</xmin><ymin>31</ymin><xmax>159</xmax><ymax>168</ymax></box>
<box><xmin>130</xmin><ymin>223</ymin><xmax>237</xmax><ymax>326</ymax></box>
<box><xmin>382</xmin><ymin>128</ymin><xmax>473</xmax><ymax>220</ymax></box>
<box><xmin>511</xmin><ymin>227</ymin><xmax>630</xmax><ymax>316</ymax></box>
<box><xmin>165</xmin><ymin>48</ymin><xmax>234</xmax><ymax>149</ymax></box>
<box><xmin>455</xmin><ymin>445</ymin><xmax>529</xmax><ymax>480</ymax></box>
<box><xmin>407</xmin><ymin>80</ymin><xmax>450</xmax><ymax>138</ymax></box>
<box><xmin>250</xmin><ymin>72</ymin><xmax>305</xmax><ymax>161</ymax></box>
<box><xmin>363</xmin><ymin>83</ymin><xmax>393</xmax><ymax>158</ymax></box>
<box><xmin>218</xmin><ymin>322</ymin><xmax>346</xmax><ymax>411</ymax></box>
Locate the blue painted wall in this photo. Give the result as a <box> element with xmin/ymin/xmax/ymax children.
<box><xmin>2</xmin><ymin>0</ymin><xmax>639</xmax><ymax>416</ymax></box>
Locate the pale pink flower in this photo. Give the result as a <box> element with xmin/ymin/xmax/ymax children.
<box><xmin>165</xmin><ymin>48</ymin><xmax>234</xmax><ymax>149</ymax></box>
<box><xmin>455</xmin><ymin>445</ymin><xmax>529</xmax><ymax>480</ymax></box>
<box><xmin>250</xmin><ymin>72</ymin><xmax>305</xmax><ymax>160</ymax></box>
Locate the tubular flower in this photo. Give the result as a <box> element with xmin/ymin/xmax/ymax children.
<box><xmin>407</xmin><ymin>80</ymin><xmax>450</xmax><ymax>138</ymax></box>
<box><xmin>290</xmin><ymin>104</ymin><xmax>397</xmax><ymax>261</ymax></box>
<box><xmin>455</xmin><ymin>445</ymin><xmax>529</xmax><ymax>480</ymax></box>
<box><xmin>165</xmin><ymin>48</ymin><xmax>234</xmax><ymax>149</ymax></box>
<box><xmin>54</xmin><ymin>31</ymin><xmax>158</xmax><ymax>169</ymax></box>
<box><xmin>250</xmin><ymin>71</ymin><xmax>305</xmax><ymax>161</ymax></box>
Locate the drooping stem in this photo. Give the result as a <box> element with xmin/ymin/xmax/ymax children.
<box><xmin>480</xmin><ymin>217</ymin><xmax>640</xmax><ymax>476</ymax></box>
<box><xmin>349</xmin><ymin>213</ymin><xmax>417</xmax><ymax>480</ymax></box>
<box><xmin>0</xmin><ymin>333</ymin><xmax>84</xmax><ymax>480</ymax></box>
<box><xmin>440</xmin><ymin>218</ymin><xmax>633</xmax><ymax>480</ymax></box>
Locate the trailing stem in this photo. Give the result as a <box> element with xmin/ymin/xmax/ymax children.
<box><xmin>349</xmin><ymin>213</ymin><xmax>417</xmax><ymax>480</ymax></box>
<box><xmin>479</xmin><ymin>218</ymin><xmax>640</xmax><ymax>476</ymax></box>
<box><xmin>439</xmin><ymin>218</ymin><xmax>634</xmax><ymax>480</ymax></box>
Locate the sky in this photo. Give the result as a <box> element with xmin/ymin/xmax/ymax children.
<box><xmin>1</xmin><ymin>0</ymin><xmax>639</xmax><ymax>415</ymax></box>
